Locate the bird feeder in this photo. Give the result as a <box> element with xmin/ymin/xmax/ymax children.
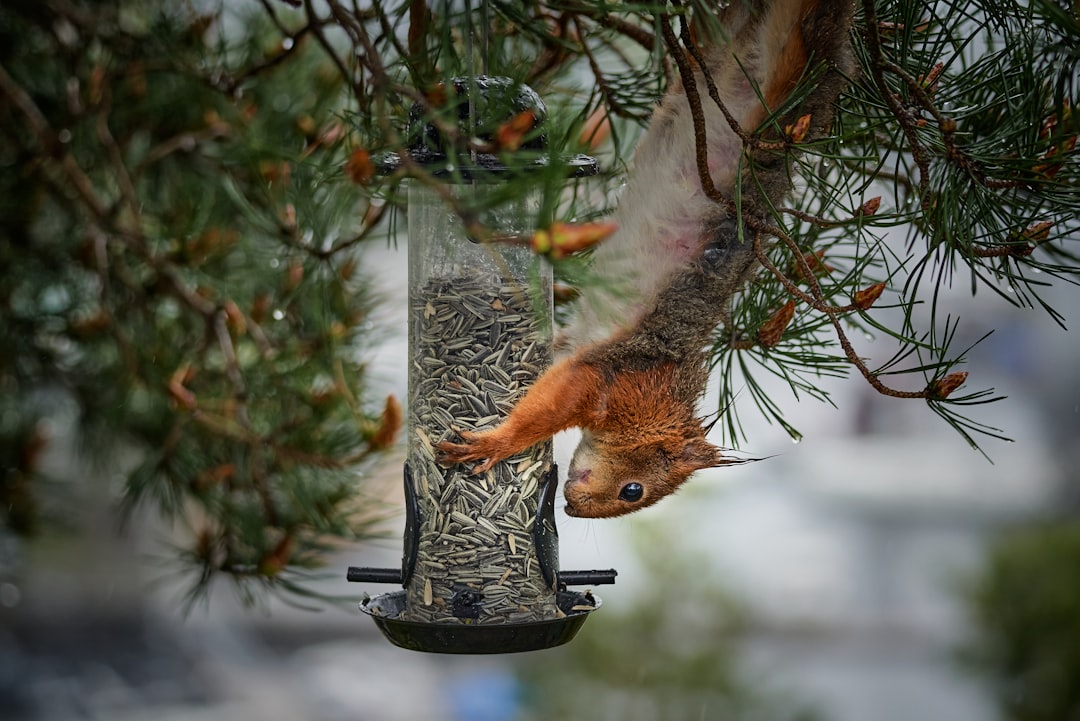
<box><xmin>348</xmin><ymin>77</ymin><xmax>615</xmax><ymax>654</ymax></box>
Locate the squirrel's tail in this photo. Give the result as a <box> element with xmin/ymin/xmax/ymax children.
<box><xmin>558</xmin><ymin>0</ymin><xmax>855</xmax><ymax>357</ymax></box>
<box><xmin>605</xmin><ymin>0</ymin><xmax>856</xmax><ymax>366</ymax></box>
<box><xmin>693</xmin><ymin>0</ymin><xmax>856</xmax><ymax>214</ymax></box>
<box><xmin>717</xmin><ymin>0</ymin><xmax>854</xmax><ymax>118</ymax></box>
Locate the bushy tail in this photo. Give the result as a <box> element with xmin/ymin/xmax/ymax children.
<box><xmin>600</xmin><ymin>0</ymin><xmax>855</xmax><ymax>370</ymax></box>
<box><xmin>698</xmin><ymin>0</ymin><xmax>857</xmax><ymax>215</ymax></box>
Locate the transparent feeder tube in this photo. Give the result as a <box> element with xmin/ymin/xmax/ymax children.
<box><xmin>404</xmin><ymin>181</ymin><xmax>558</xmax><ymax>624</ymax></box>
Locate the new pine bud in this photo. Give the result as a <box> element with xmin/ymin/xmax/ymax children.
<box><xmin>1023</xmin><ymin>220</ymin><xmax>1053</xmax><ymax>242</ymax></box>
<box><xmin>168</xmin><ymin>363</ymin><xmax>197</xmax><ymax>410</ymax></box>
<box><xmin>794</xmin><ymin>249</ymin><xmax>834</xmax><ymax>280</ymax></box>
<box><xmin>284</xmin><ymin>259</ymin><xmax>304</xmax><ymax>292</ymax></box>
<box><xmin>532</xmin><ymin>221</ymin><xmax>618</xmax><ymax>260</ymax></box>
<box><xmin>250</xmin><ymin>293</ymin><xmax>271</xmax><ymax>323</ymax></box>
<box><xmin>785</xmin><ymin>113</ymin><xmax>812</xmax><ymax>144</ymax></box>
<box><xmin>1033</xmin><ymin>135</ymin><xmax>1076</xmax><ymax>179</ymax></box>
<box><xmin>859</xmin><ymin>196</ymin><xmax>882</xmax><ymax>216</ymax></box>
<box><xmin>345</xmin><ymin>147</ymin><xmax>375</xmax><ymax>185</ymax></box>
<box><xmin>919</xmin><ymin>62</ymin><xmax>945</xmax><ymax>95</ymax></box>
<box><xmin>931</xmin><ymin>371</ymin><xmax>968</xmax><ymax>399</ymax></box>
<box><xmin>281</xmin><ymin>202</ymin><xmax>297</xmax><ymax>230</ymax></box>
<box><xmin>495</xmin><ymin>110</ymin><xmax>536</xmax><ymax>151</ymax></box>
<box><xmin>369</xmin><ymin>394</ymin><xmax>403</xmax><ymax>450</ymax></box>
<box><xmin>757</xmin><ymin>300</ymin><xmax>796</xmax><ymax>347</ymax></box>
<box><xmin>579</xmin><ymin>106</ymin><xmax>612</xmax><ymax>150</ymax></box>
<box><xmin>853</xmin><ymin>282</ymin><xmax>886</xmax><ymax>310</ymax></box>
<box><xmin>295</xmin><ymin>114</ymin><xmax>317</xmax><ymax>138</ymax></box>
<box><xmin>223</xmin><ymin>300</ymin><xmax>247</xmax><ymax>336</ymax></box>
<box><xmin>194</xmin><ymin>463</ymin><xmax>236</xmax><ymax>491</ymax></box>
<box><xmin>258</xmin><ymin>533</ymin><xmax>295</xmax><ymax>578</ymax></box>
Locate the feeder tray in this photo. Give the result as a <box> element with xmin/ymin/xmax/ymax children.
<box><xmin>358</xmin><ymin>589</ymin><xmax>601</xmax><ymax>655</ymax></box>
<box><xmin>348</xmin><ymin>465</ymin><xmax>617</xmax><ymax>654</ymax></box>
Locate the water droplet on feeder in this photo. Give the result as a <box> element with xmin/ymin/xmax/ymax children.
<box><xmin>0</xmin><ymin>582</ymin><xmax>21</xmax><ymax>608</ymax></box>
<box><xmin>282</xmin><ymin>37</ymin><xmax>294</xmax><ymax>50</ymax></box>
<box><xmin>272</xmin><ymin>309</ymin><xmax>285</xmax><ymax>320</ymax></box>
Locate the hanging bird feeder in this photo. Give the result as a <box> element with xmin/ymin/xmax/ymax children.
<box><xmin>347</xmin><ymin>76</ymin><xmax>616</xmax><ymax>654</ymax></box>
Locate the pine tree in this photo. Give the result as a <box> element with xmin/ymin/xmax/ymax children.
<box><xmin>0</xmin><ymin>1</ymin><xmax>403</xmax><ymax>608</ymax></box>
<box><xmin>1</xmin><ymin>0</ymin><xmax>1077</xmax><ymax>605</ymax></box>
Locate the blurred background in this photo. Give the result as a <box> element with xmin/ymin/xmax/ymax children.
<box><xmin>3</xmin><ymin>235</ymin><xmax>1079</xmax><ymax>721</ymax></box>
<box><xmin>3</xmin><ymin>1</ymin><xmax>1080</xmax><ymax>720</ymax></box>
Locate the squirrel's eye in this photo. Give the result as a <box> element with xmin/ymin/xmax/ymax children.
<box><xmin>619</xmin><ymin>482</ymin><xmax>644</xmax><ymax>502</ymax></box>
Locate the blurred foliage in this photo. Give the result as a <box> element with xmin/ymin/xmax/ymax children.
<box><xmin>0</xmin><ymin>0</ymin><xmax>401</xmax><ymax>608</ymax></box>
<box><xmin>958</xmin><ymin>520</ymin><xmax>1080</xmax><ymax>721</ymax></box>
<box><xmin>517</xmin><ymin>524</ymin><xmax>824</xmax><ymax>721</ymax></box>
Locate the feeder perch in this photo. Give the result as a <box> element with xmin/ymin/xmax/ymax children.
<box><xmin>348</xmin><ymin>77</ymin><xmax>615</xmax><ymax>654</ymax></box>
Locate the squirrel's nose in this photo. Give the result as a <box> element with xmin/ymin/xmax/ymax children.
<box><xmin>566</xmin><ymin>467</ymin><xmax>591</xmax><ymax>486</ymax></box>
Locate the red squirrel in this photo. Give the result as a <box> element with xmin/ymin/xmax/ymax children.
<box><xmin>437</xmin><ymin>0</ymin><xmax>855</xmax><ymax>518</ymax></box>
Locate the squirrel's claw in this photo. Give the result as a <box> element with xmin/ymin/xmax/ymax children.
<box><xmin>434</xmin><ymin>440</ymin><xmax>473</xmax><ymax>465</ymax></box>
<box><xmin>435</xmin><ymin>433</ymin><xmax>503</xmax><ymax>475</ymax></box>
<box><xmin>470</xmin><ymin>457</ymin><xmax>497</xmax><ymax>474</ymax></box>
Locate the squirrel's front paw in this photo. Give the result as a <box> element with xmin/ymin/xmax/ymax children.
<box><xmin>435</xmin><ymin>433</ymin><xmax>498</xmax><ymax>474</ymax></box>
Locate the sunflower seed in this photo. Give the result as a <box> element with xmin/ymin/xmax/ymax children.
<box><xmin>401</xmin><ymin>270</ymin><xmax>559</xmax><ymax>625</ymax></box>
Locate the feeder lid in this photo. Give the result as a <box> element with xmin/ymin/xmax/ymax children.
<box><xmin>378</xmin><ymin>75</ymin><xmax>598</xmax><ymax>180</ymax></box>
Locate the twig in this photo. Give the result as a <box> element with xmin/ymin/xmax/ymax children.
<box><xmin>584</xmin><ymin>7</ymin><xmax>655</xmax><ymax>52</ymax></box>
<box><xmin>658</xmin><ymin>11</ymin><xmax>735</xmax><ymax>214</ymax></box>
<box><xmin>673</xmin><ymin>3</ymin><xmax>777</xmax><ymax>152</ymax></box>
<box><xmin>574</xmin><ymin>16</ymin><xmax>646</xmax><ymax>122</ymax></box>
<box><xmin>526</xmin><ymin>11</ymin><xmax>574</xmax><ymax>81</ymax></box>
<box><xmin>303</xmin><ymin>0</ymin><xmax>364</xmax><ymax>105</ymax></box>
<box><xmin>136</xmin><ymin>123</ymin><xmax>231</xmax><ymax>173</ymax></box>
<box><xmin>859</xmin><ymin>0</ymin><xmax>933</xmax><ymax>205</ymax></box>
<box><xmin>94</xmin><ymin>89</ymin><xmax>140</xmax><ymax>221</ymax></box>
<box><xmin>221</xmin><ymin>25</ymin><xmax>314</xmax><ymax>94</ymax></box>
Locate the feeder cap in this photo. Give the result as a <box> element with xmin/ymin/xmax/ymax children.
<box><xmin>378</xmin><ymin>75</ymin><xmax>598</xmax><ymax>180</ymax></box>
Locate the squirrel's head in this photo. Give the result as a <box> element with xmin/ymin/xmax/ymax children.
<box><xmin>563</xmin><ymin>429</ymin><xmax>724</xmax><ymax>518</ymax></box>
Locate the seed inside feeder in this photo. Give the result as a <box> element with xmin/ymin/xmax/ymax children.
<box><xmin>404</xmin><ymin>270</ymin><xmax>557</xmax><ymax>623</ymax></box>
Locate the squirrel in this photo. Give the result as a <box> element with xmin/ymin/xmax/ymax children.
<box><xmin>436</xmin><ymin>0</ymin><xmax>856</xmax><ymax>518</ymax></box>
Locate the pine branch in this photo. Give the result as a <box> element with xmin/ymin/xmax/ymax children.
<box><xmin>4</xmin><ymin>0</ymin><xmax>1078</xmax><ymax>606</ymax></box>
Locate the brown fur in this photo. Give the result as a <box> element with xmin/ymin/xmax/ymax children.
<box><xmin>437</xmin><ymin>0</ymin><xmax>855</xmax><ymax>518</ymax></box>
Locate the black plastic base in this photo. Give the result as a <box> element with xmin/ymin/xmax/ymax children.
<box><xmin>359</xmin><ymin>589</ymin><xmax>601</xmax><ymax>654</ymax></box>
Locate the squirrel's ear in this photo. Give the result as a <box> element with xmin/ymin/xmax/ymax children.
<box><xmin>680</xmin><ymin>437</ymin><xmax>723</xmax><ymax>471</ymax></box>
